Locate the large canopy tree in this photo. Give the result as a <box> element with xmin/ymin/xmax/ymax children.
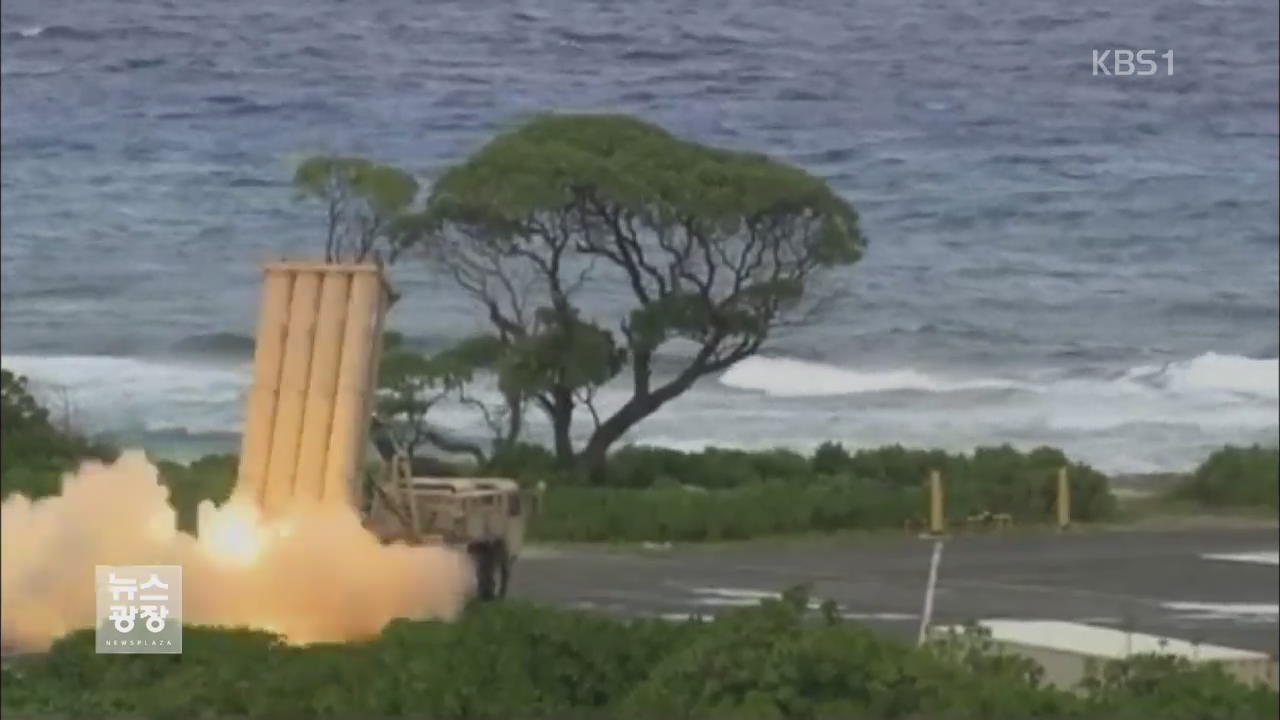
<box><xmin>405</xmin><ymin>113</ymin><xmax>866</xmax><ymax>480</ymax></box>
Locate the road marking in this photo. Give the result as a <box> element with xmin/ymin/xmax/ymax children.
<box><xmin>1161</xmin><ymin>601</ymin><xmax>1279</xmax><ymax>622</ymax></box>
<box><xmin>689</xmin><ymin>587</ymin><xmax>779</xmax><ymax>600</ymax></box>
<box><xmin>1200</xmin><ymin>551</ymin><xmax>1279</xmax><ymax>566</ymax></box>
<box><xmin>842</xmin><ymin>612</ymin><xmax>918</xmax><ymax>621</ymax></box>
<box><xmin>656</xmin><ymin>612</ymin><xmax>708</xmax><ymax>622</ymax></box>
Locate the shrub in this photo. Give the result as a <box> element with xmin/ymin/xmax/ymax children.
<box><xmin>484</xmin><ymin>441</ymin><xmax>573</xmax><ymax>484</ymax></box>
<box><xmin>1179</xmin><ymin>445</ymin><xmax>1279</xmax><ymax>510</ymax></box>
<box><xmin>5</xmin><ymin>590</ymin><xmax>1273</xmax><ymax>719</ymax></box>
<box><xmin>155</xmin><ymin>454</ymin><xmax>238</xmax><ymax>533</ymax></box>
<box><xmin>1080</xmin><ymin>653</ymin><xmax>1280</xmax><ymax>720</ymax></box>
<box><xmin>0</xmin><ymin>369</ymin><xmax>116</xmax><ymax>500</ymax></box>
<box><xmin>532</xmin><ymin>479</ymin><xmax>920</xmax><ymax>543</ymax></box>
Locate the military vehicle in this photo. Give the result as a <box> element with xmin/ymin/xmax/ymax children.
<box><xmin>233</xmin><ymin>261</ymin><xmax>540</xmax><ymax>602</ymax></box>
<box><xmin>362</xmin><ymin>417</ymin><xmax>543</xmax><ymax>600</ymax></box>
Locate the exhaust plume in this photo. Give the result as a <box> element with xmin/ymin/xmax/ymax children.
<box><xmin>1</xmin><ymin>451</ymin><xmax>473</xmax><ymax>653</ymax></box>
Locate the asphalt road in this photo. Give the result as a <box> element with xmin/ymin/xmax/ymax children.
<box><xmin>512</xmin><ymin>525</ymin><xmax>1280</xmax><ymax>655</ymax></box>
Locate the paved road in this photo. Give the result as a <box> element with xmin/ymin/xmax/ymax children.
<box><xmin>512</xmin><ymin>526</ymin><xmax>1280</xmax><ymax>655</ymax></box>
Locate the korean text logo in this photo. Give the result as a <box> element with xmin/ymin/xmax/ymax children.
<box><xmin>95</xmin><ymin>565</ymin><xmax>183</xmax><ymax>654</ymax></box>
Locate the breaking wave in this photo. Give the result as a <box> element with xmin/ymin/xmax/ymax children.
<box><xmin>1</xmin><ymin>351</ymin><xmax>1275</xmax><ymax>474</ymax></box>
<box><xmin>718</xmin><ymin>352</ymin><xmax>1279</xmax><ymax>401</ymax></box>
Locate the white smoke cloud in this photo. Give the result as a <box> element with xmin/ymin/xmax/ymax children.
<box><xmin>2</xmin><ymin>451</ymin><xmax>473</xmax><ymax>652</ymax></box>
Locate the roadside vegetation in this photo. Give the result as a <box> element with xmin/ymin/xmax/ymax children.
<box><xmin>520</xmin><ymin>441</ymin><xmax>1116</xmax><ymax>542</ymax></box>
<box><xmin>1176</xmin><ymin>445</ymin><xmax>1278</xmax><ymax>511</ymax></box>
<box><xmin>6</xmin><ymin>367</ymin><xmax>1275</xmax><ymax>543</ymax></box>
<box><xmin>3</xmin><ymin>587</ymin><xmax>1274</xmax><ymax>720</ymax></box>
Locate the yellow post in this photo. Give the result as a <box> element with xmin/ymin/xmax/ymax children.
<box><xmin>929</xmin><ymin>469</ymin><xmax>944</xmax><ymax>536</ymax></box>
<box><xmin>1057</xmin><ymin>466</ymin><xmax>1071</xmax><ymax>530</ymax></box>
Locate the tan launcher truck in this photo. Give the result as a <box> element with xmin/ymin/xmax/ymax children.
<box><xmin>234</xmin><ymin>260</ymin><xmax>540</xmax><ymax>601</ymax></box>
<box><xmin>363</xmin><ymin>417</ymin><xmax>543</xmax><ymax>600</ymax></box>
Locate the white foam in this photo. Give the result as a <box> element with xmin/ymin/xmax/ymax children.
<box><xmin>842</xmin><ymin>612</ymin><xmax>918</xmax><ymax>621</ymax></box>
<box><xmin>656</xmin><ymin>612</ymin><xmax>708</xmax><ymax>622</ymax></box>
<box><xmin>1201</xmin><ymin>551</ymin><xmax>1280</xmax><ymax>567</ymax></box>
<box><xmin>1162</xmin><ymin>602</ymin><xmax>1279</xmax><ymax>621</ymax></box>
<box><xmin>718</xmin><ymin>356</ymin><xmax>1023</xmax><ymax>397</ymax></box>
<box><xmin>689</xmin><ymin>587</ymin><xmax>780</xmax><ymax>600</ymax></box>
<box><xmin>1</xmin><ymin>354</ymin><xmax>249</xmax><ymax>434</ymax></box>
<box><xmin>721</xmin><ymin>353</ymin><xmax>1278</xmax><ymax>403</ymax></box>
<box><xmin>4</xmin><ymin>350</ymin><xmax>1276</xmax><ymax>475</ymax></box>
<box><xmin>1128</xmin><ymin>353</ymin><xmax>1279</xmax><ymax>401</ymax></box>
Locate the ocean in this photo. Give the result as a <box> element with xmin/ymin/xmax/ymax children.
<box><xmin>2</xmin><ymin>0</ymin><xmax>1277</xmax><ymax>474</ymax></box>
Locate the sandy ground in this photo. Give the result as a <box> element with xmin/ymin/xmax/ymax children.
<box><xmin>512</xmin><ymin>525</ymin><xmax>1280</xmax><ymax>654</ymax></box>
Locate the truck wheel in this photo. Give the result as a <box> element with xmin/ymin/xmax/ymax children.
<box><xmin>468</xmin><ymin>543</ymin><xmax>491</xmax><ymax>599</ymax></box>
<box><xmin>471</xmin><ymin>543</ymin><xmax>502</xmax><ymax>601</ymax></box>
<box><xmin>495</xmin><ymin>546</ymin><xmax>511</xmax><ymax>599</ymax></box>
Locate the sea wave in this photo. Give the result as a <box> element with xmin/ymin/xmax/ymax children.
<box><xmin>0</xmin><ymin>354</ymin><xmax>249</xmax><ymax>435</ymax></box>
<box><xmin>169</xmin><ymin>332</ymin><xmax>255</xmax><ymax>358</ymax></box>
<box><xmin>718</xmin><ymin>353</ymin><xmax>1280</xmax><ymax>402</ymax></box>
<box><xmin>2</xmin><ymin>350</ymin><xmax>1275</xmax><ymax>475</ymax></box>
<box><xmin>718</xmin><ymin>356</ymin><xmax>1028</xmax><ymax>396</ymax></box>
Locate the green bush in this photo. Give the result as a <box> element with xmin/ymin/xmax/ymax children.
<box><xmin>1079</xmin><ymin>653</ymin><xmax>1280</xmax><ymax>720</ymax></box>
<box><xmin>155</xmin><ymin>454</ymin><xmax>238</xmax><ymax>533</ymax></box>
<box><xmin>4</xmin><ymin>590</ymin><xmax>1274</xmax><ymax>719</ymax></box>
<box><xmin>813</xmin><ymin>443</ymin><xmax>1115</xmax><ymax>523</ymax></box>
<box><xmin>1179</xmin><ymin>445</ymin><xmax>1278</xmax><ymax>510</ymax></box>
<box><xmin>600</xmin><ymin>445</ymin><xmax>809</xmax><ymax>489</ymax></box>
<box><xmin>483</xmin><ymin>441</ymin><xmax>562</xmax><ymax>482</ymax></box>
<box><xmin>0</xmin><ymin>369</ymin><xmax>116</xmax><ymax>500</ymax></box>
<box><xmin>533</xmin><ymin>478</ymin><xmax>918</xmax><ymax>542</ymax></box>
<box><xmin>524</xmin><ymin>442</ymin><xmax>1116</xmax><ymax>542</ymax></box>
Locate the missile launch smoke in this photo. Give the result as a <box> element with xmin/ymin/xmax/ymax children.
<box><xmin>1</xmin><ymin>451</ymin><xmax>473</xmax><ymax>653</ymax></box>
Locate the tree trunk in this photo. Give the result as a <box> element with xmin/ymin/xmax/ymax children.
<box><xmin>502</xmin><ymin>390</ymin><xmax>523</xmax><ymax>448</ymax></box>
<box><xmin>549</xmin><ymin>388</ymin><xmax>575</xmax><ymax>467</ymax></box>
<box><xmin>578</xmin><ymin>370</ymin><xmax>699</xmax><ymax>483</ymax></box>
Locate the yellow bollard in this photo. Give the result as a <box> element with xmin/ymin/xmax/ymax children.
<box><xmin>929</xmin><ymin>469</ymin><xmax>944</xmax><ymax>536</ymax></box>
<box><xmin>1057</xmin><ymin>466</ymin><xmax>1071</xmax><ymax>530</ymax></box>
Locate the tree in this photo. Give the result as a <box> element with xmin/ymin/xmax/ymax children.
<box><xmin>408</xmin><ymin>113</ymin><xmax>866</xmax><ymax>479</ymax></box>
<box><xmin>1</xmin><ymin>369</ymin><xmax>115</xmax><ymax>499</ymax></box>
<box><xmin>375</xmin><ymin>332</ymin><xmax>526</xmax><ymax>467</ymax></box>
<box><xmin>293</xmin><ymin>155</ymin><xmax>420</xmax><ymax>297</ymax></box>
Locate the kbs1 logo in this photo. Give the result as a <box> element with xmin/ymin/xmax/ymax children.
<box><xmin>95</xmin><ymin>565</ymin><xmax>183</xmax><ymax>654</ymax></box>
<box><xmin>1092</xmin><ymin>49</ymin><xmax>1173</xmax><ymax>76</ymax></box>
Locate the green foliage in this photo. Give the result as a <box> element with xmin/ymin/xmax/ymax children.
<box><xmin>376</xmin><ymin>331</ymin><xmax>520</xmax><ymax>464</ymax></box>
<box><xmin>602</xmin><ymin>446</ymin><xmax>811</xmax><ymax>489</ymax></box>
<box><xmin>1</xmin><ymin>368</ymin><xmax>233</xmax><ymax>532</ymax></box>
<box><xmin>155</xmin><ymin>454</ymin><xmax>238</xmax><ymax>533</ymax></box>
<box><xmin>5</xmin><ymin>591</ymin><xmax>1273</xmax><ymax>719</ymax></box>
<box><xmin>524</xmin><ymin>443</ymin><xmax>1116</xmax><ymax>541</ymax></box>
<box><xmin>412</xmin><ymin>113</ymin><xmax>867</xmax><ymax>467</ymax></box>
<box><xmin>484</xmin><ymin>441</ymin><xmax>561</xmax><ymax>480</ymax></box>
<box><xmin>293</xmin><ymin>155</ymin><xmax>420</xmax><ymax>264</ymax></box>
<box><xmin>1079</xmin><ymin>654</ymin><xmax>1280</xmax><ymax>720</ymax></box>
<box><xmin>423</xmin><ymin>114</ymin><xmax>862</xmax><ymax>260</ymax></box>
<box><xmin>0</xmin><ymin>369</ymin><xmax>116</xmax><ymax>500</ymax></box>
<box><xmin>1178</xmin><ymin>445</ymin><xmax>1278</xmax><ymax>510</ymax></box>
<box><xmin>533</xmin><ymin>479</ymin><xmax>919</xmax><ymax>542</ymax></box>
<box><xmin>502</xmin><ymin>307</ymin><xmax>626</xmax><ymax>398</ymax></box>
<box><xmin>813</xmin><ymin>443</ymin><xmax>1116</xmax><ymax>522</ymax></box>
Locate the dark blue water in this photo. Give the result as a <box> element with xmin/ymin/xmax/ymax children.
<box><xmin>2</xmin><ymin>0</ymin><xmax>1277</xmax><ymax>473</ymax></box>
